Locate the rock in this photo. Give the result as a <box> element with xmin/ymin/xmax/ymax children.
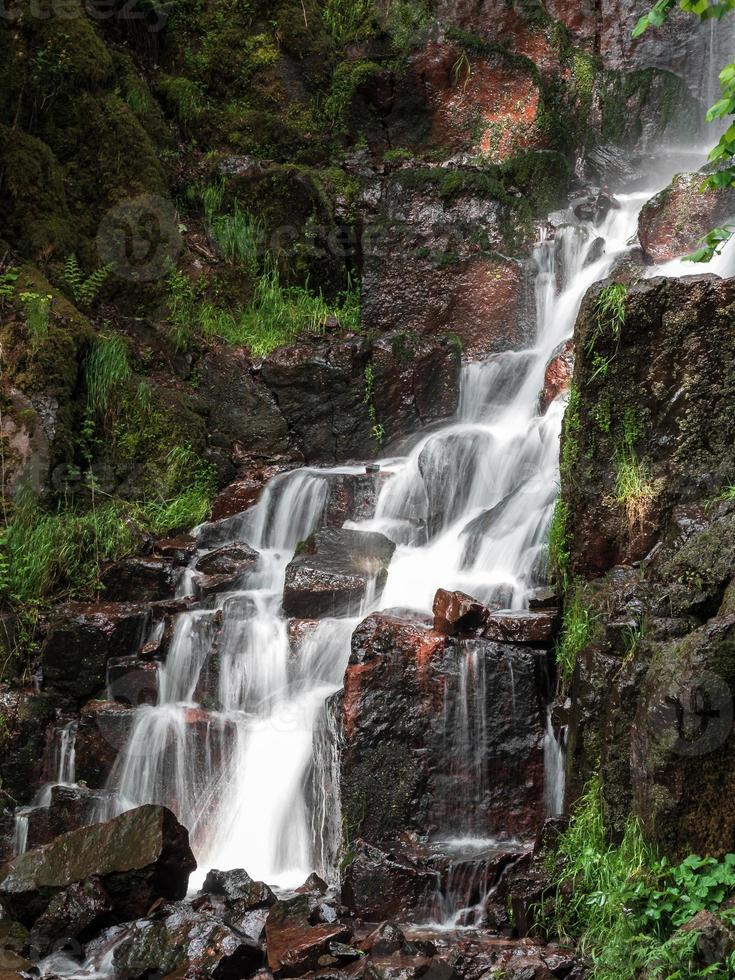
<box><xmin>432</xmin><ymin>589</ymin><xmax>488</xmax><ymax>636</ymax></box>
<box><xmin>194</xmin><ymin>544</ymin><xmax>260</xmax><ymax>595</ymax></box>
<box><xmin>154</xmin><ymin>534</ymin><xmax>197</xmax><ymax>563</ymax></box>
<box><xmin>22</xmin><ymin>784</ymin><xmax>107</xmax><ymax>853</ymax></box>
<box><xmin>107</xmin><ymin>656</ymin><xmax>159</xmax><ymax>705</ymax></box>
<box><xmin>111</xmin><ymin>905</ymin><xmax>264</xmax><ymax>979</ymax></box>
<box><xmin>100</xmin><ymin>557</ymin><xmax>176</xmax><ymax>602</ymax></box>
<box><xmin>0</xmin><ymin>804</ymin><xmax>195</xmax><ymax>927</ymax></box>
<box><xmin>361</xmin><ymin>920</ymin><xmax>407</xmax><ymax>955</ymax></box>
<box><xmin>539</xmin><ymin>339</ymin><xmax>574</xmax><ymax>413</ymax></box>
<box><xmin>283</xmin><ymin>529</ymin><xmax>395</xmax><ymax>618</ymax></box>
<box><xmin>201</xmin><ymin>868</ymin><xmax>275</xmax><ymax>908</ymax></box>
<box><xmin>0</xmin><ymin>387</ymin><xmax>50</xmax><ymax>498</ymax></box>
<box><xmin>342</xmin><ymin>842</ymin><xmax>437</xmax><ymax>922</ymax></box>
<box><xmin>528</xmin><ymin>587</ymin><xmax>558</xmax><ymax>610</ymax></box>
<box><xmin>296</xmin><ymin>872</ymin><xmax>328</xmax><ymax>896</ymax></box>
<box><xmin>211</xmin><ymin>461</ymin><xmax>295</xmax><ymax>520</ymax></box>
<box><xmin>322</xmin><ymin>472</ymin><xmax>380</xmax><ymax>528</ymax></box>
<box><xmin>74</xmin><ymin>700</ymin><xmax>134</xmax><ymax>787</ymax></box>
<box><xmin>0</xmin><ymin>687</ymin><xmax>55</xmax><ymax>807</ymax></box>
<box><xmin>679</xmin><ymin>909</ymin><xmax>735</xmax><ymax>967</ymax></box>
<box><xmin>265</xmin><ymin>894</ymin><xmax>352</xmax><ymax>976</ymax></box>
<box><xmin>41</xmin><ymin>603</ymin><xmax>150</xmax><ymax>706</ymax></box>
<box><xmin>483</xmin><ymin>611</ymin><xmax>559</xmax><ymax>647</ymax></box>
<box><xmin>638</xmin><ymin>172</ymin><xmax>735</xmax><ymax>264</ymax></box>
<box><xmin>29</xmin><ymin>876</ymin><xmax>111</xmax><ymax>955</ymax></box>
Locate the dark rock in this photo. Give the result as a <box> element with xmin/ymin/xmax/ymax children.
<box><xmin>111</xmin><ymin>904</ymin><xmax>264</xmax><ymax>979</ymax></box>
<box><xmin>528</xmin><ymin>587</ymin><xmax>558</xmax><ymax>610</ymax></box>
<box><xmin>154</xmin><ymin>534</ymin><xmax>197</xmax><ymax>563</ymax></box>
<box><xmin>23</xmin><ymin>784</ymin><xmax>107</xmax><ymax>853</ymax></box>
<box><xmin>265</xmin><ymin>894</ymin><xmax>352</xmax><ymax>976</ymax></box>
<box><xmin>74</xmin><ymin>700</ymin><xmax>134</xmax><ymax>788</ymax></box>
<box><xmin>432</xmin><ymin>589</ymin><xmax>488</xmax><ymax>636</ymax></box>
<box><xmin>679</xmin><ymin>909</ymin><xmax>735</xmax><ymax>967</ymax></box>
<box><xmin>283</xmin><ymin>529</ymin><xmax>395</xmax><ymax>618</ymax></box>
<box><xmin>361</xmin><ymin>921</ymin><xmax>406</xmax><ymax>955</ymax></box>
<box><xmin>195</xmin><ymin>544</ymin><xmax>260</xmax><ymax>595</ymax></box>
<box><xmin>0</xmin><ymin>804</ymin><xmax>195</xmax><ymax>927</ymax></box>
<box><xmin>342</xmin><ymin>842</ymin><xmax>437</xmax><ymax>923</ymax></box>
<box><xmin>101</xmin><ymin>557</ymin><xmax>176</xmax><ymax>603</ymax></box>
<box><xmin>483</xmin><ymin>611</ymin><xmax>559</xmax><ymax>647</ymax></box>
<box><xmin>29</xmin><ymin>876</ymin><xmax>111</xmax><ymax>955</ymax></box>
<box><xmin>296</xmin><ymin>872</ymin><xmax>329</xmax><ymax>896</ymax></box>
<box><xmin>107</xmin><ymin>656</ymin><xmax>159</xmax><ymax>706</ymax></box>
<box><xmin>202</xmin><ymin>868</ymin><xmax>275</xmax><ymax>908</ymax></box>
<box><xmin>322</xmin><ymin>472</ymin><xmax>380</xmax><ymax>528</ymax></box>
<box><xmin>211</xmin><ymin>461</ymin><xmax>295</xmax><ymax>521</ymax></box>
<box><xmin>41</xmin><ymin>604</ymin><xmax>150</xmax><ymax>707</ymax></box>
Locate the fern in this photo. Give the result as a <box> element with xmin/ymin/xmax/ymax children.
<box><xmin>63</xmin><ymin>255</ymin><xmax>110</xmax><ymax>307</ymax></box>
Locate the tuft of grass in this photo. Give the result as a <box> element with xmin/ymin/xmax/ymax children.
<box><xmin>210</xmin><ymin>206</ymin><xmax>263</xmax><ymax>274</ymax></box>
<box><xmin>322</xmin><ymin>0</ymin><xmax>374</xmax><ymax>44</ymax></box>
<box><xmin>85</xmin><ymin>333</ymin><xmax>132</xmax><ymax>414</ymax></box>
<box><xmin>614</xmin><ymin>447</ymin><xmax>657</xmax><ymax>534</ymax></box>
<box><xmin>19</xmin><ymin>291</ymin><xmax>52</xmax><ymax>352</ymax></box>
<box><xmin>595</xmin><ymin>282</ymin><xmax>627</xmax><ymax>339</ymax></box>
<box><xmin>555</xmin><ymin>583</ymin><xmax>595</xmax><ymax>678</ymax></box>
<box><xmin>547</xmin><ymin>496</ymin><xmax>571</xmax><ymax>589</ymax></box>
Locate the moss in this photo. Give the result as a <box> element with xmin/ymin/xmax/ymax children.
<box><xmin>0</xmin><ymin>126</ymin><xmax>77</xmax><ymax>261</ymax></box>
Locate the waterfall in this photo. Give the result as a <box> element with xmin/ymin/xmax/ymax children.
<box><xmin>87</xmin><ymin>144</ymin><xmax>735</xmax><ymax>895</ymax></box>
<box><xmin>13</xmin><ymin>721</ymin><xmax>77</xmax><ymax>856</ymax></box>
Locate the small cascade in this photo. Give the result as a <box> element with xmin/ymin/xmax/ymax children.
<box><xmin>544</xmin><ymin>711</ymin><xmax>566</xmax><ymax>818</ymax></box>
<box><xmin>13</xmin><ymin>721</ymin><xmax>77</xmax><ymax>856</ymax></box>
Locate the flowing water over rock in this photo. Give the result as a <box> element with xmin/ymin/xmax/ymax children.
<box><xmin>54</xmin><ymin>148</ymin><xmax>735</xmax><ymax>922</ymax></box>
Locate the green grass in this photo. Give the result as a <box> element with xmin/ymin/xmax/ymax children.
<box><xmin>202</xmin><ymin>182</ymin><xmax>263</xmax><ymax>274</ymax></box>
<box><xmin>19</xmin><ymin>291</ymin><xmax>52</xmax><ymax>352</ymax></box>
<box><xmin>614</xmin><ymin>447</ymin><xmax>657</xmax><ymax>534</ymax></box>
<box><xmin>555</xmin><ymin>583</ymin><xmax>595</xmax><ymax>678</ymax></box>
<box><xmin>85</xmin><ymin>333</ymin><xmax>132</xmax><ymax>413</ymax></box>
<box><xmin>596</xmin><ymin>282</ymin><xmax>627</xmax><ymax>339</ymax></box>
<box><xmin>322</xmin><ymin>0</ymin><xmax>374</xmax><ymax>44</ymax></box>
<box><xmin>547</xmin><ymin>497</ymin><xmax>571</xmax><ymax>589</ymax></box>
<box><xmin>546</xmin><ymin>776</ymin><xmax>735</xmax><ymax>978</ymax></box>
<box><xmin>0</xmin><ymin>448</ymin><xmax>215</xmax><ymax>606</ymax></box>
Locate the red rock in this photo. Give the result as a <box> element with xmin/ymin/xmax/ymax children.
<box><xmin>540</xmin><ymin>339</ymin><xmax>574</xmax><ymax>412</ymax></box>
<box><xmin>638</xmin><ymin>172</ymin><xmax>735</xmax><ymax>264</ymax></box>
<box><xmin>100</xmin><ymin>557</ymin><xmax>176</xmax><ymax>603</ymax></box>
<box><xmin>265</xmin><ymin>895</ymin><xmax>352</xmax><ymax>976</ymax></box>
<box><xmin>211</xmin><ymin>460</ymin><xmax>295</xmax><ymax>520</ymax></box>
<box><xmin>432</xmin><ymin>588</ymin><xmax>489</xmax><ymax>636</ymax></box>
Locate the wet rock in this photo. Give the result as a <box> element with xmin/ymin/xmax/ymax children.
<box><xmin>296</xmin><ymin>872</ymin><xmax>329</xmax><ymax>896</ymax></box>
<box><xmin>198</xmin><ymin>348</ymin><xmax>291</xmax><ymax>463</ymax></box>
<box><xmin>265</xmin><ymin>894</ymin><xmax>352</xmax><ymax>976</ymax></box>
<box><xmin>460</xmin><ymin>491</ymin><xmax>522</xmax><ymax>567</ymax></box>
<box><xmin>432</xmin><ymin>589</ymin><xmax>488</xmax><ymax>637</ymax></box>
<box><xmin>154</xmin><ymin>534</ymin><xmax>197</xmax><ymax>563</ymax></box>
<box><xmin>638</xmin><ymin>172</ymin><xmax>735</xmax><ymax>264</ymax></box>
<box><xmin>41</xmin><ymin>603</ymin><xmax>150</xmax><ymax>706</ymax></box>
<box><xmin>29</xmin><ymin>876</ymin><xmax>111</xmax><ymax>955</ymax></box>
<box><xmin>23</xmin><ymin>784</ymin><xmax>107</xmax><ymax>853</ymax></box>
<box><xmin>74</xmin><ymin>700</ymin><xmax>133</xmax><ymax>787</ymax></box>
<box><xmin>107</xmin><ymin>656</ymin><xmax>159</xmax><ymax>705</ymax></box>
<box><xmin>100</xmin><ymin>557</ymin><xmax>176</xmax><ymax>603</ymax></box>
<box><xmin>0</xmin><ymin>804</ymin><xmax>195</xmax><ymax>927</ymax></box>
<box><xmin>322</xmin><ymin>472</ymin><xmax>380</xmax><ymax>528</ymax></box>
<box><xmin>539</xmin><ymin>339</ymin><xmax>574</xmax><ymax>413</ymax></box>
<box><xmin>528</xmin><ymin>587</ymin><xmax>558</xmax><ymax>610</ymax></box>
<box><xmin>0</xmin><ymin>687</ymin><xmax>56</xmax><ymax>807</ymax></box>
<box><xmin>483</xmin><ymin>611</ymin><xmax>559</xmax><ymax>647</ymax></box>
<box><xmin>361</xmin><ymin>921</ymin><xmax>406</xmax><ymax>955</ymax></box>
<box><xmin>342</xmin><ymin>843</ymin><xmax>437</xmax><ymax>922</ymax></box>
<box><xmin>211</xmin><ymin>460</ymin><xmax>295</xmax><ymax>521</ymax></box>
<box><xmin>194</xmin><ymin>544</ymin><xmax>260</xmax><ymax>595</ymax></box>
<box><xmin>283</xmin><ymin>529</ymin><xmax>395</xmax><ymax>618</ymax></box>
<box><xmin>201</xmin><ymin>868</ymin><xmax>275</xmax><ymax>908</ymax></box>
<box><xmin>111</xmin><ymin>904</ymin><xmax>264</xmax><ymax>979</ymax></box>
<box><xmin>679</xmin><ymin>910</ymin><xmax>735</xmax><ymax>967</ymax></box>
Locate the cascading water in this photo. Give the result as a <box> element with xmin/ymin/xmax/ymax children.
<box><xmin>13</xmin><ymin>721</ymin><xmax>77</xmax><ymax>856</ymax></box>
<box><xmin>89</xmin><ymin>143</ymin><xmax>735</xmax><ymax>904</ymax></box>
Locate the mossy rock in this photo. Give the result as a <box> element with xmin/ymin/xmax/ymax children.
<box><xmin>0</xmin><ymin>126</ymin><xmax>76</xmax><ymax>261</ymax></box>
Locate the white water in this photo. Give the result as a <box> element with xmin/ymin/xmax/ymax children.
<box><xmin>88</xmin><ymin>143</ymin><xmax>735</xmax><ymax>896</ymax></box>
<box><xmin>13</xmin><ymin>721</ymin><xmax>77</xmax><ymax>856</ymax></box>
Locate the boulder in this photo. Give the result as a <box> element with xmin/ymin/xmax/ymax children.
<box><xmin>74</xmin><ymin>700</ymin><xmax>134</xmax><ymax>787</ymax></box>
<box><xmin>29</xmin><ymin>876</ymin><xmax>111</xmax><ymax>955</ymax></box>
<box><xmin>107</xmin><ymin>656</ymin><xmax>159</xmax><ymax>705</ymax></box>
<box><xmin>201</xmin><ymin>868</ymin><xmax>275</xmax><ymax>908</ymax></box>
<box><xmin>283</xmin><ymin>529</ymin><xmax>395</xmax><ymax>618</ymax></box>
<box><xmin>0</xmin><ymin>805</ymin><xmax>195</xmax><ymax>927</ymax></box>
<box><xmin>194</xmin><ymin>544</ymin><xmax>260</xmax><ymax>595</ymax></box>
<box><xmin>679</xmin><ymin>909</ymin><xmax>735</xmax><ymax>968</ymax></box>
<box><xmin>638</xmin><ymin>172</ymin><xmax>735</xmax><ymax>264</ymax></box>
<box><xmin>211</xmin><ymin>461</ymin><xmax>294</xmax><ymax>521</ymax></box>
<box><xmin>342</xmin><ymin>842</ymin><xmax>437</xmax><ymax>922</ymax></box>
<box><xmin>265</xmin><ymin>894</ymin><xmax>352</xmax><ymax>976</ymax></box>
<box><xmin>41</xmin><ymin>604</ymin><xmax>150</xmax><ymax>706</ymax></box>
<box><xmin>432</xmin><ymin>589</ymin><xmax>488</xmax><ymax>636</ymax></box>
<box><xmin>111</xmin><ymin>905</ymin><xmax>264</xmax><ymax>979</ymax></box>
<box><xmin>322</xmin><ymin>472</ymin><xmax>380</xmax><ymax>528</ymax></box>
<box><xmin>100</xmin><ymin>557</ymin><xmax>176</xmax><ymax>603</ymax></box>
<box><xmin>22</xmin><ymin>785</ymin><xmax>107</xmax><ymax>853</ymax></box>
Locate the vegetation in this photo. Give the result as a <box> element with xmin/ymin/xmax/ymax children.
<box><xmin>614</xmin><ymin>447</ymin><xmax>658</xmax><ymax>533</ymax></box>
<box><xmin>61</xmin><ymin>255</ymin><xmax>110</xmax><ymax>308</ymax></box>
<box><xmin>84</xmin><ymin>333</ymin><xmax>132</xmax><ymax>414</ymax></box>
<box><xmin>555</xmin><ymin>583</ymin><xmax>595</xmax><ymax>678</ymax></box>
<box><xmin>635</xmin><ymin>1</ymin><xmax>735</xmax><ymax>261</ymax></box>
<box><xmin>19</xmin><ymin>291</ymin><xmax>52</xmax><ymax>352</ymax></box>
<box><xmin>547</xmin><ymin>497</ymin><xmax>571</xmax><ymax>589</ymax></box>
<box><xmin>546</xmin><ymin>776</ymin><xmax>735</xmax><ymax>978</ymax></box>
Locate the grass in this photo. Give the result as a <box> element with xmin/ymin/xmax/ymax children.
<box><xmin>202</xmin><ymin>183</ymin><xmax>263</xmax><ymax>274</ymax></box>
<box><xmin>614</xmin><ymin>447</ymin><xmax>657</xmax><ymax>534</ymax></box>
<box><xmin>19</xmin><ymin>291</ymin><xmax>52</xmax><ymax>352</ymax></box>
<box><xmin>546</xmin><ymin>776</ymin><xmax>735</xmax><ymax>978</ymax></box>
<box><xmin>0</xmin><ymin>448</ymin><xmax>215</xmax><ymax>606</ymax></box>
<box><xmin>555</xmin><ymin>583</ymin><xmax>595</xmax><ymax>678</ymax></box>
<box><xmin>322</xmin><ymin>0</ymin><xmax>374</xmax><ymax>44</ymax></box>
<box><xmin>547</xmin><ymin>497</ymin><xmax>571</xmax><ymax>589</ymax></box>
<box><xmin>84</xmin><ymin>333</ymin><xmax>132</xmax><ymax>413</ymax></box>
<box><xmin>596</xmin><ymin>282</ymin><xmax>627</xmax><ymax>339</ymax></box>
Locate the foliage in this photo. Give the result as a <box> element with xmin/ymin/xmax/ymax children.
<box><xmin>614</xmin><ymin>447</ymin><xmax>658</xmax><ymax>532</ymax></box>
<box><xmin>595</xmin><ymin>282</ymin><xmax>627</xmax><ymax>340</ymax></box>
<box><xmin>62</xmin><ymin>255</ymin><xmax>110</xmax><ymax>307</ymax></box>
<box><xmin>634</xmin><ymin>1</ymin><xmax>735</xmax><ymax>261</ymax></box>
<box><xmin>546</xmin><ymin>775</ymin><xmax>735</xmax><ymax>978</ymax></box>
<box><xmin>363</xmin><ymin>361</ymin><xmax>384</xmax><ymax>446</ymax></box>
<box><xmin>19</xmin><ymin>291</ymin><xmax>52</xmax><ymax>352</ymax></box>
<box><xmin>383</xmin><ymin>0</ymin><xmax>433</xmax><ymax>51</ymax></box>
<box><xmin>547</xmin><ymin>497</ymin><xmax>571</xmax><ymax>588</ymax></box>
<box><xmin>0</xmin><ymin>268</ymin><xmax>19</xmax><ymax>307</ymax></box>
<box><xmin>322</xmin><ymin>0</ymin><xmax>375</xmax><ymax>44</ymax></box>
<box><xmin>202</xmin><ymin>182</ymin><xmax>263</xmax><ymax>274</ymax></box>
<box><xmin>555</xmin><ymin>582</ymin><xmax>595</xmax><ymax>678</ymax></box>
<box><xmin>84</xmin><ymin>332</ymin><xmax>131</xmax><ymax>414</ymax></box>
